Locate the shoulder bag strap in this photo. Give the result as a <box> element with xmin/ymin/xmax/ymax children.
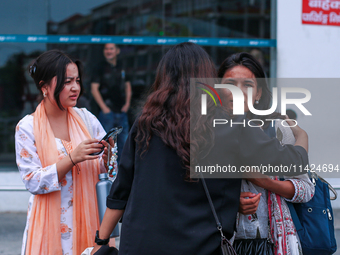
<box><xmin>314</xmin><ymin>173</ymin><xmax>337</xmax><ymax>200</ymax></box>
<box><xmin>200</xmin><ymin>175</ymin><xmax>222</xmax><ymax>230</ymax></box>
<box><xmin>200</xmin><ymin>173</ymin><xmax>237</xmax><ymax>255</ymax></box>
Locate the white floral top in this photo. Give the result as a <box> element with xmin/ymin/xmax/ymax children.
<box><xmin>15</xmin><ymin>108</ymin><xmax>106</xmax><ymax>255</ymax></box>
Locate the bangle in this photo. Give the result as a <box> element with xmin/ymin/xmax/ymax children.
<box><xmin>69</xmin><ymin>153</ymin><xmax>76</xmax><ymax>166</ymax></box>
<box><xmin>69</xmin><ymin>153</ymin><xmax>81</xmax><ymax>174</ymax></box>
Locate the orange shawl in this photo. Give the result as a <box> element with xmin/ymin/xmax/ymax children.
<box><xmin>26</xmin><ymin>101</ymin><xmax>100</xmax><ymax>255</ymax></box>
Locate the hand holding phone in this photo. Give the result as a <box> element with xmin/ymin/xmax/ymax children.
<box><xmin>90</xmin><ymin>126</ymin><xmax>123</xmax><ymax>156</ymax></box>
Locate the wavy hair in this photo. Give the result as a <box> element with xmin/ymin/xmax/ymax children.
<box><xmin>136</xmin><ymin>42</ymin><xmax>216</xmax><ymax>179</ymax></box>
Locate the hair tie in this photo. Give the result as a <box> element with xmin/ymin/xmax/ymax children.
<box><xmin>29</xmin><ymin>65</ymin><xmax>36</xmax><ymax>75</ymax></box>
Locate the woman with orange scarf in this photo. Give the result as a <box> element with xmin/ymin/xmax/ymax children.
<box><xmin>15</xmin><ymin>50</ymin><xmax>111</xmax><ymax>255</ymax></box>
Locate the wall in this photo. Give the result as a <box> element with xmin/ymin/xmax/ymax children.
<box><xmin>277</xmin><ymin>0</ymin><xmax>340</xmax><ymax>208</ymax></box>
<box><xmin>277</xmin><ymin>0</ymin><xmax>340</xmax><ymax>78</ymax></box>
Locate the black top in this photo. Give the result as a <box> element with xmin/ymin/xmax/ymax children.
<box><xmin>92</xmin><ymin>60</ymin><xmax>126</xmax><ymax>112</ymax></box>
<box><xmin>107</xmin><ymin>115</ymin><xmax>308</xmax><ymax>255</ymax></box>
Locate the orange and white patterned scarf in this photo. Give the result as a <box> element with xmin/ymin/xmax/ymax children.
<box><xmin>25</xmin><ymin>101</ymin><xmax>100</xmax><ymax>255</ymax></box>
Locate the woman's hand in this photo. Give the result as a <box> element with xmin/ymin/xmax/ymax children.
<box><xmin>102</xmin><ymin>105</ymin><xmax>111</xmax><ymax>114</ymax></box>
<box><xmin>121</xmin><ymin>103</ymin><xmax>130</xmax><ymax>113</ymax></box>
<box><xmin>70</xmin><ymin>139</ymin><xmax>103</xmax><ymax>164</ymax></box>
<box><xmin>239</xmin><ymin>192</ymin><xmax>261</xmax><ymax>215</ymax></box>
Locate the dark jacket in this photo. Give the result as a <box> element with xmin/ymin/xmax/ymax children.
<box><xmin>107</xmin><ymin>113</ymin><xmax>308</xmax><ymax>255</ymax></box>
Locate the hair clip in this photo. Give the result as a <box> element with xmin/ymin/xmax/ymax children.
<box><xmin>29</xmin><ymin>65</ymin><xmax>36</xmax><ymax>75</ymax></box>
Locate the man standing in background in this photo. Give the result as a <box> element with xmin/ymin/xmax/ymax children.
<box><xmin>91</xmin><ymin>43</ymin><xmax>132</xmax><ymax>161</ymax></box>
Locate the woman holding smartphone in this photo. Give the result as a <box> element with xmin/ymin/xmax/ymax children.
<box><xmin>15</xmin><ymin>50</ymin><xmax>113</xmax><ymax>255</ymax></box>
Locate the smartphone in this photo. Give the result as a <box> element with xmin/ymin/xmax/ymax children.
<box><xmin>90</xmin><ymin>126</ymin><xmax>123</xmax><ymax>155</ymax></box>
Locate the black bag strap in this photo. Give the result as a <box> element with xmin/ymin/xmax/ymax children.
<box><xmin>200</xmin><ymin>173</ymin><xmax>237</xmax><ymax>255</ymax></box>
<box><xmin>200</xmin><ymin>175</ymin><xmax>222</xmax><ymax>232</ymax></box>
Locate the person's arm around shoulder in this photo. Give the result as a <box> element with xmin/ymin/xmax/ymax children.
<box><xmin>91</xmin><ymin>82</ymin><xmax>111</xmax><ymax>114</ymax></box>
<box><xmin>121</xmin><ymin>81</ymin><xmax>132</xmax><ymax>113</ymax></box>
<box><xmin>239</xmin><ymin>117</ymin><xmax>309</xmax><ymax>177</ymax></box>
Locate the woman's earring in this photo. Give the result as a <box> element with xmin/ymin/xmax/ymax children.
<box><xmin>255</xmin><ymin>100</ymin><xmax>259</xmax><ymax>104</ymax></box>
<box><xmin>43</xmin><ymin>91</ymin><xmax>46</xmax><ymax>97</ymax></box>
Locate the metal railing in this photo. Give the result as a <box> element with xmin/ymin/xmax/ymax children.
<box><xmin>0</xmin><ymin>186</ymin><xmax>27</xmax><ymax>191</ymax></box>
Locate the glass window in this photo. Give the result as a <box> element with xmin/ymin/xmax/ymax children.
<box><xmin>0</xmin><ymin>0</ymin><xmax>274</xmax><ymax>168</ymax></box>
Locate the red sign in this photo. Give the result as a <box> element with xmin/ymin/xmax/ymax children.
<box><xmin>302</xmin><ymin>0</ymin><xmax>340</xmax><ymax>26</ymax></box>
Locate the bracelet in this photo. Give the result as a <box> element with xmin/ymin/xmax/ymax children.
<box><xmin>69</xmin><ymin>153</ymin><xmax>81</xmax><ymax>174</ymax></box>
<box><xmin>69</xmin><ymin>153</ymin><xmax>76</xmax><ymax>166</ymax></box>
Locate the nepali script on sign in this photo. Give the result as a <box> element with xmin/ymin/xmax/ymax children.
<box><xmin>302</xmin><ymin>0</ymin><xmax>340</xmax><ymax>26</ymax></box>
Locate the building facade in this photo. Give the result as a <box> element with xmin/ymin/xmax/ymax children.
<box><xmin>0</xmin><ymin>0</ymin><xmax>274</xmax><ymax>168</ymax></box>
